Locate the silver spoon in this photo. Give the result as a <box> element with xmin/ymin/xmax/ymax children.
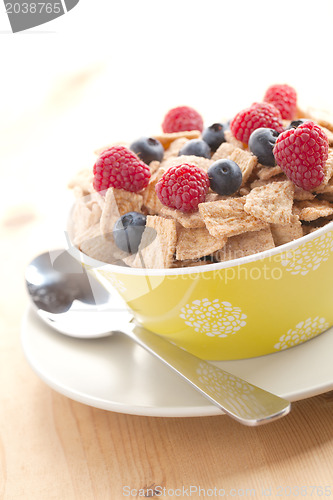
<box><xmin>25</xmin><ymin>249</ymin><xmax>291</xmax><ymax>425</ymax></box>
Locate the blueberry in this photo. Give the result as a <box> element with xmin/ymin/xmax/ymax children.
<box><xmin>202</xmin><ymin>123</ymin><xmax>226</xmax><ymax>152</ymax></box>
<box><xmin>248</xmin><ymin>128</ymin><xmax>280</xmax><ymax>167</ymax></box>
<box><xmin>113</xmin><ymin>212</ymin><xmax>146</xmax><ymax>254</ymax></box>
<box><xmin>130</xmin><ymin>137</ymin><xmax>164</xmax><ymax>164</ymax></box>
<box><xmin>208</xmin><ymin>159</ymin><xmax>242</xmax><ymax>196</ymax></box>
<box><xmin>286</xmin><ymin>119</ymin><xmax>309</xmax><ymax>130</ymax></box>
<box><xmin>178</xmin><ymin>139</ymin><xmax>211</xmax><ymax>158</ymax></box>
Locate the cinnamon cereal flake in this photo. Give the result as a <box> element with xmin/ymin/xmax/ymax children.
<box><xmin>130</xmin><ymin>216</ymin><xmax>177</xmax><ymax>269</ymax></box>
<box><xmin>205</xmin><ymin>193</ymin><xmax>230</xmax><ymax>202</ymax></box>
<box><xmin>244</xmin><ymin>180</ymin><xmax>294</xmax><ymax>224</ymax></box>
<box><xmin>153</xmin><ymin>130</ymin><xmax>201</xmax><ymax>150</ymax></box>
<box><xmin>141</xmin><ymin>169</ymin><xmax>165</xmax><ymax>215</ymax></box>
<box><xmin>315</xmin><ymin>150</ymin><xmax>333</xmax><ymax>190</ymax></box>
<box><xmin>293</xmin><ymin>199</ymin><xmax>333</xmax><ymax>221</ymax></box>
<box><xmin>229</xmin><ymin>148</ymin><xmax>258</xmax><ymax>186</ymax></box>
<box><xmin>270</xmin><ymin>215</ymin><xmax>303</xmax><ymax>246</ymax></box>
<box><xmin>321</xmin><ymin>126</ymin><xmax>333</xmax><ymax>147</ymax></box>
<box><xmin>68</xmin><ymin>169</ymin><xmax>94</xmax><ymax>196</ymax></box>
<box><xmin>214</xmin><ymin>227</ymin><xmax>275</xmax><ymax>262</ymax></box>
<box><xmin>176</xmin><ymin>226</ymin><xmax>227</xmax><ymax>260</ymax></box>
<box><xmin>257</xmin><ymin>165</ymin><xmax>283</xmax><ymax>180</ymax></box>
<box><xmin>100</xmin><ymin>188</ymin><xmax>143</xmax><ymax>237</ymax></box>
<box><xmin>149</xmin><ymin>161</ymin><xmax>161</xmax><ymax>176</ymax></box>
<box><xmin>297</xmin><ymin>107</ymin><xmax>333</xmax><ymax>132</ymax></box>
<box><xmin>211</xmin><ymin>142</ymin><xmax>236</xmax><ymax>162</ymax></box>
<box><xmin>160</xmin><ymin>206</ymin><xmax>205</xmax><ymax>228</ymax></box>
<box><xmin>199</xmin><ymin>197</ymin><xmax>268</xmax><ymax>238</ymax></box>
<box><xmin>161</xmin><ymin>154</ymin><xmax>212</xmax><ymax>172</ymax></box>
<box><xmin>293</xmin><ymin>185</ymin><xmax>316</xmax><ymax>201</ymax></box>
<box><xmin>77</xmin><ymin>223</ymin><xmax>127</xmax><ymax>264</ymax></box>
<box><xmin>224</xmin><ymin>130</ymin><xmax>244</xmax><ymax>149</ymax></box>
<box><xmin>162</xmin><ymin>138</ymin><xmax>189</xmax><ymax>160</ymax></box>
<box><xmin>72</xmin><ymin>196</ymin><xmax>101</xmax><ymax>243</ymax></box>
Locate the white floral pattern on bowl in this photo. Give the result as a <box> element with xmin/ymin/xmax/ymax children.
<box><xmin>274</xmin><ymin>316</ymin><xmax>329</xmax><ymax>351</ymax></box>
<box><xmin>180</xmin><ymin>298</ymin><xmax>247</xmax><ymax>338</ymax></box>
<box><xmin>281</xmin><ymin>231</ymin><xmax>333</xmax><ymax>276</ymax></box>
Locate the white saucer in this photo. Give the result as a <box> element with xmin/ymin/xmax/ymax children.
<box><xmin>21</xmin><ymin>306</ymin><xmax>333</xmax><ymax>417</ymax></box>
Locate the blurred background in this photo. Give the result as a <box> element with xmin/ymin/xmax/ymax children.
<box><xmin>1</xmin><ymin>0</ymin><xmax>333</xmax><ymax>255</ymax></box>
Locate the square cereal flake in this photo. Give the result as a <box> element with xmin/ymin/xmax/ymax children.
<box><xmin>198</xmin><ymin>197</ymin><xmax>268</xmax><ymax>238</ymax></box>
<box><xmin>176</xmin><ymin>226</ymin><xmax>227</xmax><ymax>260</ymax></box>
<box><xmin>244</xmin><ymin>180</ymin><xmax>294</xmax><ymax>224</ymax></box>
<box><xmin>130</xmin><ymin>215</ymin><xmax>177</xmax><ymax>269</ymax></box>
<box><xmin>214</xmin><ymin>227</ymin><xmax>275</xmax><ymax>262</ymax></box>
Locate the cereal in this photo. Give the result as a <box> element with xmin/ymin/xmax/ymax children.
<box><xmin>293</xmin><ymin>199</ymin><xmax>333</xmax><ymax>221</ymax></box>
<box><xmin>160</xmin><ymin>206</ymin><xmax>205</xmax><ymax>228</ymax></box>
<box><xmin>70</xmin><ymin>98</ymin><xmax>333</xmax><ymax>269</ymax></box>
<box><xmin>68</xmin><ymin>169</ymin><xmax>94</xmax><ymax>196</ymax></box>
<box><xmin>162</xmin><ymin>138</ymin><xmax>189</xmax><ymax>160</ymax></box>
<box><xmin>315</xmin><ymin>150</ymin><xmax>333</xmax><ymax>190</ymax></box>
<box><xmin>239</xmin><ymin>186</ymin><xmax>251</xmax><ymax>196</ymax></box>
<box><xmin>113</xmin><ymin>188</ymin><xmax>143</xmax><ymax>215</ymax></box>
<box><xmin>205</xmin><ymin>193</ymin><xmax>229</xmax><ymax>202</ymax></box>
<box><xmin>211</xmin><ymin>142</ymin><xmax>236</xmax><ymax>162</ymax></box>
<box><xmin>77</xmin><ymin>223</ymin><xmax>127</xmax><ymax>264</ymax></box>
<box><xmin>250</xmin><ymin>175</ymin><xmax>286</xmax><ymax>189</ymax></box>
<box><xmin>176</xmin><ymin>226</ymin><xmax>227</xmax><ymax>260</ymax></box>
<box><xmin>153</xmin><ymin>130</ymin><xmax>201</xmax><ymax>150</ymax></box>
<box><xmin>297</xmin><ymin>107</ymin><xmax>333</xmax><ymax>132</ymax></box>
<box><xmin>228</xmin><ymin>148</ymin><xmax>258</xmax><ymax>186</ymax></box>
<box><xmin>99</xmin><ymin>188</ymin><xmax>120</xmax><ymax>237</ymax></box>
<box><xmin>72</xmin><ymin>196</ymin><xmax>101</xmax><ymax>244</ymax></box>
<box><xmin>224</xmin><ymin>130</ymin><xmax>244</xmax><ymax>149</ymax></box>
<box><xmin>270</xmin><ymin>215</ymin><xmax>303</xmax><ymax>246</ymax></box>
<box><xmin>149</xmin><ymin>161</ymin><xmax>161</xmax><ymax>176</ymax></box>
<box><xmin>130</xmin><ymin>215</ymin><xmax>177</xmax><ymax>269</ymax></box>
<box><xmin>257</xmin><ymin>165</ymin><xmax>283</xmax><ymax>180</ymax></box>
<box><xmin>293</xmin><ymin>185</ymin><xmax>316</xmax><ymax>201</ymax></box>
<box><xmin>161</xmin><ymin>154</ymin><xmax>212</xmax><ymax>172</ymax></box>
<box><xmin>100</xmin><ymin>187</ymin><xmax>143</xmax><ymax>238</ymax></box>
<box><xmin>244</xmin><ymin>180</ymin><xmax>294</xmax><ymax>224</ymax></box>
<box><xmin>198</xmin><ymin>197</ymin><xmax>268</xmax><ymax>238</ymax></box>
<box><xmin>141</xmin><ymin>169</ymin><xmax>165</xmax><ymax>215</ymax></box>
<box><xmin>213</xmin><ymin>227</ymin><xmax>275</xmax><ymax>262</ymax></box>
<box><xmin>320</xmin><ymin>127</ymin><xmax>333</xmax><ymax>147</ymax></box>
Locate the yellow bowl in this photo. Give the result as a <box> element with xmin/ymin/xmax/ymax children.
<box><xmin>68</xmin><ymin>221</ymin><xmax>333</xmax><ymax>360</ymax></box>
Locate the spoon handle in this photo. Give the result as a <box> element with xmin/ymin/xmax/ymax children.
<box><xmin>119</xmin><ymin>322</ymin><xmax>291</xmax><ymax>426</ymax></box>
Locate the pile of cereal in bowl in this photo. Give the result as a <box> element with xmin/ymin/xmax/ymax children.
<box><xmin>69</xmin><ymin>84</ymin><xmax>333</xmax><ymax>269</ymax></box>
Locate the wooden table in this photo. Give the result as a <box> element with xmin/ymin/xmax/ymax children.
<box><xmin>1</xmin><ymin>56</ymin><xmax>333</xmax><ymax>500</ymax></box>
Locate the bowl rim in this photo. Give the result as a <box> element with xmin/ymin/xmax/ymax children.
<box><xmin>67</xmin><ymin>209</ymin><xmax>333</xmax><ymax>276</ymax></box>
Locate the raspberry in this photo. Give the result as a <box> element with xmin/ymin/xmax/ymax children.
<box><xmin>155</xmin><ymin>164</ymin><xmax>209</xmax><ymax>212</ymax></box>
<box><xmin>162</xmin><ymin>106</ymin><xmax>204</xmax><ymax>133</ymax></box>
<box><xmin>263</xmin><ymin>84</ymin><xmax>297</xmax><ymax>120</ymax></box>
<box><xmin>230</xmin><ymin>102</ymin><xmax>284</xmax><ymax>144</ymax></box>
<box><xmin>273</xmin><ymin>121</ymin><xmax>329</xmax><ymax>191</ymax></box>
<box><xmin>93</xmin><ymin>146</ymin><xmax>151</xmax><ymax>193</ymax></box>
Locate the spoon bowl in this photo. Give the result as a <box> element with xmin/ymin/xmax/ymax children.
<box><xmin>25</xmin><ymin>249</ymin><xmax>291</xmax><ymax>425</ymax></box>
<box><xmin>26</xmin><ymin>249</ymin><xmax>130</xmax><ymax>337</ymax></box>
